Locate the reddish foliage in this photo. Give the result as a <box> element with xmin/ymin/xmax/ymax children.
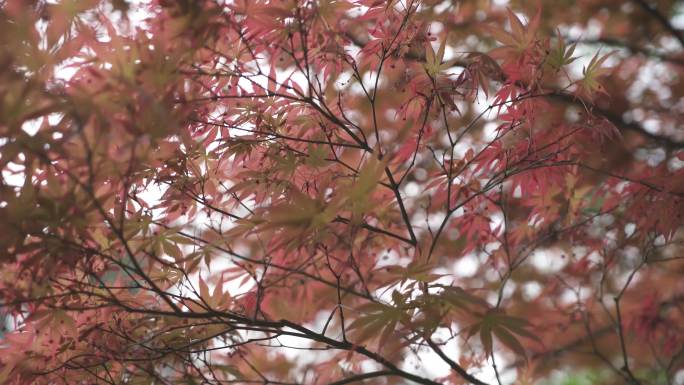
<box><xmin>1</xmin><ymin>1</ymin><xmax>684</xmax><ymax>384</ymax></box>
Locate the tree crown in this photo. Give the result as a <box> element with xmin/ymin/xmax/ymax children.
<box><xmin>1</xmin><ymin>1</ymin><xmax>684</xmax><ymax>384</ymax></box>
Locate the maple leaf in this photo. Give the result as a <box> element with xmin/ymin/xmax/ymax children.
<box><xmin>575</xmin><ymin>50</ymin><xmax>615</xmax><ymax>101</ymax></box>
<box><xmin>546</xmin><ymin>32</ymin><xmax>577</xmax><ymax>71</ymax></box>
<box><xmin>424</xmin><ymin>36</ymin><xmax>462</xmax><ymax>77</ymax></box>
<box><xmin>466</xmin><ymin>309</ymin><xmax>541</xmax><ymax>359</ymax></box>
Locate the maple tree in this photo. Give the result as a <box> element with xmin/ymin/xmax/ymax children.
<box><xmin>1</xmin><ymin>0</ymin><xmax>684</xmax><ymax>384</ymax></box>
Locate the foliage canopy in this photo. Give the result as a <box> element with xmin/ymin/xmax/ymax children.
<box><xmin>1</xmin><ymin>0</ymin><xmax>684</xmax><ymax>384</ymax></box>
